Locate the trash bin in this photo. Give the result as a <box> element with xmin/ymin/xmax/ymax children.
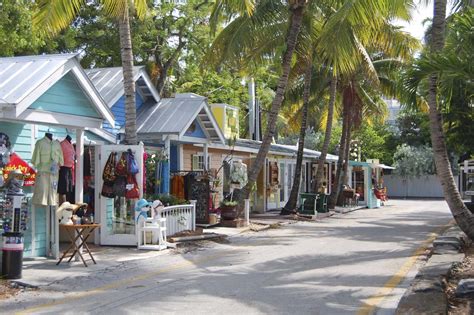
<box><xmin>2</xmin><ymin>232</ymin><xmax>24</xmax><ymax>279</ymax></box>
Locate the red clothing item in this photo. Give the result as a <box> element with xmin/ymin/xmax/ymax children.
<box><xmin>60</xmin><ymin>139</ymin><xmax>75</xmax><ymax>168</ymax></box>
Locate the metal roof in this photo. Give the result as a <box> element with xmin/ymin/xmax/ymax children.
<box><xmin>0</xmin><ymin>53</ymin><xmax>76</xmax><ymax>106</ymax></box>
<box><xmin>233</xmin><ymin>139</ymin><xmax>339</xmax><ymax>161</ymax></box>
<box><xmin>85</xmin><ymin>66</ymin><xmax>160</xmax><ymax>107</ymax></box>
<box><xmin>0</xmin><ymin>53</ymin><xmax>114</xmax><ymax>127</ymax></box>
<box><xmin>136</xmin><ymin>94</ymin><xmax>225</xmax><ymax>144</ymax></box>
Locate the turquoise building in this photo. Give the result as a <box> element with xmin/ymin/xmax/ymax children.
<box><xmin>0</xmin><ymin>54</ymin><xmax>114</xmax><ymax>257</ymax></box>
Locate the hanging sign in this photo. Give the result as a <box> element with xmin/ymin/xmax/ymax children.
<box><xmin>3</xmin><ymin>153</ymin><xmax>36</xmax><ymax>186</ymax></box>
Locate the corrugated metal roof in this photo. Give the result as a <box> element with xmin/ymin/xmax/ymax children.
<box><xmin>136</xmin><ymin>95</ymin><xmax>224</xmax><ymax>143</ymax></box>
<box><xmin>233</xmin><ymin>139</ymin><xmax>339</xmax><ymax>161</ymax></box>
<box><xmin>0</xmin><ymin>53</ymin><xmax>77</xmax><ymax>105</ymax></box>
<box><xmin>137</xmin><ymin>98</ymin><xmax>204</xmax><ymax>134</ymax></box>
<box><xmin>85</xmin><ymin>66</ymin><xmax>159</xmax><ymax>107</ymax></box>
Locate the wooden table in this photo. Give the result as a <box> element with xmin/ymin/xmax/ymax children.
<box><xmin>57</xmin><ymin>224</ymin><xmax>100</xmax><ymax>267</ymax></box>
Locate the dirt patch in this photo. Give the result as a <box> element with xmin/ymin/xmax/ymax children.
<box><xmin>0</xmin><ymin>281</ymin><xmax>19</xmax><ymax>301</ymax></box>
<box><xmin>446</xmin><ymin>246</ymin><xmax>474</xmax><ymax>314</ymax></box>
<box><xmin>169</xmin><ymin>227</ymin><xmax>204</xmax><ymax>238</ymax></box>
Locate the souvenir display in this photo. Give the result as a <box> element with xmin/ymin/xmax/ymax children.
<box><xmin>230</xmin><ymin>160</ymin><xmax>248</xmax><ymax>189</ymax></box>
<box><xmin>101</xmin><ymin>149</ymin><xmax>140</xmax><ymax>200</ymax></box>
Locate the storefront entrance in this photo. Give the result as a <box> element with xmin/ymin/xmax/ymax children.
<box><xmin>96</xmin><ymin>144</ymin><xmax>144</xmax><ymax>246</ymax></box>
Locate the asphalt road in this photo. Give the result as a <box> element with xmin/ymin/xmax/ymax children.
<box><xmin>2</xmin><ymin>199</ymin><xmax>453</xmax><ymax>315</ymax></box>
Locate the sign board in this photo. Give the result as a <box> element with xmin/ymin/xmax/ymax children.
<box><xmin>3</xmin><ymin>153</ymin><xmax>36</xmax><ymax>186</ymax></box>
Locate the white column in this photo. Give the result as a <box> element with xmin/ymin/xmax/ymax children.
<box><xmin>75</xmin><ymin>128</ymin><xmax>84</xmax><ymax>203</ymax></box>
<box><xmin>203</xmin><ymin>143</ymin><xmax>209</xmax><ymax>170</ymax></box>
<box><xmin>75</xmin><ymin>128</ymin><xmax>85</xmax><ymax>261</ymax></box>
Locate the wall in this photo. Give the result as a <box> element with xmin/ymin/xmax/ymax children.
<box><xmin>103</xmin><ymin>92</ymin><xmax>144</xmax><ymax>134</ymax></box>
<box><xmin>384</xmin><ymin>174</ymin><xmax>459</xmax><ymax>198</ymax></box>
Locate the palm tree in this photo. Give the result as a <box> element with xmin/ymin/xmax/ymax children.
<box><xmin>282</xmin><ymin>62</ymin><xmax>313</xmax><ymax>213</ymax></box>
<box><xmin>424</xmin><ymin>1</ymin><xmax>474</xmax><ymax>239</ymax></box>
<box><xmin>210</xmin><ymin>0</ymin><xmax>309</xmax><ymax>209</ymax></box>
<box><xmin>33</xmin><ymin>0</ymin><xmax>148</xmax><ymax>144</ymax></box>
<box><xmin>312</xmin><ymin>75</ymin><xmax>337</xmax><ymax>192</ymax></box>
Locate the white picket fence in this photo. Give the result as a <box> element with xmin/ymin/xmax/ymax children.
<box><xmin>160</xmin><ymin>203</ymin><xmax>196</xmax><ymax>236</ymax></box>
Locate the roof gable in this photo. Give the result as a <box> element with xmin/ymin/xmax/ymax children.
<box><xmin>136</xmin><ymin>95</ymin><xmax>225</xmax><ymax>144</ymax></box>
<box><xmin>85</xmin><ymin>66</ymin><xmax>160</xmax><ymax>107</ymax></box>
<box><xmin>0</xmin><ymin>54</ymin><xmax>114</xmax><ymax>128</ymax></box>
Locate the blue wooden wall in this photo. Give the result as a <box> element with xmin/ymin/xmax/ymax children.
<box><xmin>29</xmin><ymin>73</ymin><xmax>101</xmax><ymax>119</ymax></box>
<box><xmin>103</xmin><ymin>93</ymin><xmax>144</xmax><ymax>134</ymax></box>
<box><xmin>184</xmin><ymin>120</ymin><xmax>207</xmax><ymax>139</ymax></box>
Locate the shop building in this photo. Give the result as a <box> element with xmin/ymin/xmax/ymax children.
<box><xmin>0</xmin><ymin>54</ymin><xmax>115</xmax><ymax>257</ymax></box>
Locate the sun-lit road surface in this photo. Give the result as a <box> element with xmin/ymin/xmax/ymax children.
<box><xmin>2</xmin><ymin>199</ymin><xmax>452</xmax><ymax>314</ymax></box>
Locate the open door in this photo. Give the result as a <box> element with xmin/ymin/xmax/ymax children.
<box><xmin>95</xmin><ymin>144</ymin><xmax>144</xmax><ymax>246</ymax></box>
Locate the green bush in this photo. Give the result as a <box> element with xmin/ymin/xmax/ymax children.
<box><xmin>146</xmin><ymin>194</ymin><xmax>189</xmax><ymax>206</ymax></box>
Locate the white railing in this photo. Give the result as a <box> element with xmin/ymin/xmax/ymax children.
<box><xmin>159</xmin><ymin>201</ymin><xmax>196</xmax><ymax>236</ymax></box>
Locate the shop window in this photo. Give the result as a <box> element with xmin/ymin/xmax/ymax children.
<box><xmin>192</xmin><ymin>154</ymin><xmax>211</xmax><ymax>171</ymax></box>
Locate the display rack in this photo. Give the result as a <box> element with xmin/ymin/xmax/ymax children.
<box><xmin>0</xmin><ymin>189</ymin><xmax>30</xmax><ymax>233</ymax></box>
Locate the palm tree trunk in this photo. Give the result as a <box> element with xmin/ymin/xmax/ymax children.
<box><xmin>338</xmin><ymin>123</ymin><xmax>352</xmax><ymax>206</ymax></box>
<box><xmin>282</xmin><ymin>63</ymin><xmax>313</xmax><ymax>214</ymax></box>
<box><xmin>313</xmin><ymin>75</ymin><xmax>337</xmax><ymax>193</ymax></box>
<box><xmin>329</xmin><ymin>102</ymin><xmax>349</xmax><ymax>209</ymax></box>
<box><xmin>118</xmin><ymin>2</ymin><xmax>138</xmax><ymax>145</ymax></box>
<box><xmin>237</xmin><ymin>2</ymin><xmax>307</xmax><ymax>210</ymax></box>
<box><xmin>427</xmin><ymin>0</ymin><xmax>474</xmax><ymax>239</ymax></box>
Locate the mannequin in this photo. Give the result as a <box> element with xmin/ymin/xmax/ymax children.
<box><xmin>58</xmin><ymin>135</ymin><xmax>75</xmax><ymax>204</ymax></box>
<box><xmin>31</xmin><ymin>132</ymin><xmax>64</xmax><ymax>206</ymax></box>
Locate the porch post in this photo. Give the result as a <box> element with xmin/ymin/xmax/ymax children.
<box><xmin>163</xmin><ymin>137</ymin><xmax>171</xmax><ymax>194</ymax></box>
<box><xmin>75</xmin><ymin>128</ymin><xmax>84</xmax><ymax>203</ymax></box>
<box><xmin>203</xmin><ymin>143</ymin><xmax>209</xmax><ymax>170</ymax></box>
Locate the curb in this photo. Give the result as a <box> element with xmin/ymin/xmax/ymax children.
<box><xmin>396</xmin><ymin>225</ymin><xmax>467</xmax><ymax>314</ymax></box>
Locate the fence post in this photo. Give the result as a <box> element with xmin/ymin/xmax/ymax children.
<box><xmin>190</xmin><ymin>200</ymin><xmax>197</xmax><ymax>231</ymax></box>
<box><xmin>244</xmin><ymin>199</ymin><xmax>250</xmax><ymax>226</ymax></box>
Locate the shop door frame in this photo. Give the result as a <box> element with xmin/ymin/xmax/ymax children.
<box><xmin>95</xmin><ymin>144</ymin><xmax>144</xmax><ymax>246</ymax></box>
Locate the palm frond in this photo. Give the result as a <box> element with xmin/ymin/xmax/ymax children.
<box><xmin>33</xmin><ymin>0</ymin><xmax>85</xmax><ymax>35</ymax></box>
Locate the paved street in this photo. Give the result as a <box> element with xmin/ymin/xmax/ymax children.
<box><xmin>2</xmin><ymin>199</ymin><xmax>453</xmax><ymax>315</ymax></box>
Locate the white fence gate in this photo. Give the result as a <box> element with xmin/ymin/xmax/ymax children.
<box><xmin>160</xmin><ymin>203</ymin><xmax>196</xmax><ymax>236</ymax></box>
<box><xmin>384</xmin><ymin>175</ymin><xmax>459</xmax><ymax>198</ymax></box>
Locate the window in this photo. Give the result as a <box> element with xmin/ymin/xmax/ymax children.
<box><xmin>192</xmin><ymin>154</ymin><xmax>211</xmax><ymax>171</ymax></box>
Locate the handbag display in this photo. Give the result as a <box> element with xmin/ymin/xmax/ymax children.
<box><xmin>103</xmin><ymin>152</ymin><xmax>117</xmax><ymax>182</ymax></box>
<box><xmin>115</xmin><ymin>152</ymin><xmax>128</xmax><ymax>177</ymax></box>
<box><xmin>113</xmin><ymin>176</ymin><xmax>127</xmax><ymax>197</ymax></box>
<box><xmin>101</xmin><ymin>181</ymin><xmax>115</xmax><ymax>198</ymax></box>
<box><xmin>125</xmin><ymin>174</ymin><xmax>140</xmax><ymax>199</ymax></box>
<box><xmin>127</xmin><ymin>149</ymin><xmax>139</xmax><ymax>175</ymax></box>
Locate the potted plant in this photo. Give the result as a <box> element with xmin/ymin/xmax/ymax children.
<box><xmin>220</xmin><ymin>200</ymin><xmax>239</xmax><ymax>220</ymax></box>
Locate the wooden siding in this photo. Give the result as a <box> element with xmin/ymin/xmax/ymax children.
<box><xmin>29</xmin><ymin>72</ymin><xmax>101</xmax><ymax>119</ymax></box>
<box><xmin>103</xmin><ymin>92</ymin><xmax>144</xmax><ymax>134</ymax></box>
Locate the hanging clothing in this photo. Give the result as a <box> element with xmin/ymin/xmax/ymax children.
<box><xmin>58</xmin><ymin>166</ymin><xmax>73</xmax><ymax>194</ymax></box>
<box><xmin>230</xmin><ymin>161</ymin><xmax>248</xmax><ymax>189</ymax></box>
<box><xmin>31</xmin><ymin>136</ymin><xmax>64</xmax><ymax>206</ymax></box>
<box><xmin>60</xmin><ymin>139</ymin><xmax>75</xmax><ymax>168</ymax></box>
<box><xmin>83</xmin><ymin>145</ymin><xmax>92</xmax><ymax>178</ymax></box>
<box><xmin>171</xmin><ymin>175</ymin><xmax>185</xmax><ymax>199</ymax></box>
<box><xmin>33</xmin><ymin>172</ymin><xmax>58</xmax><ymax>206</ymax></box>
<box><xmin>31</xmin><ymin>137</ymin><xmax>64</xmax><ymax>173</ymax></box>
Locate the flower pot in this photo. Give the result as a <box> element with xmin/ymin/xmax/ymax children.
<box><xmin>220</xmin><ymin>205</ymin><xmax>238</xmax><ymax>220</ymax></box>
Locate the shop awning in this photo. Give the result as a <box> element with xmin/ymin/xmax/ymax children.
<box><xmin>0</xmin><ymin>54</ymin><xmax>114</xmax><ymax>129</ymax></box>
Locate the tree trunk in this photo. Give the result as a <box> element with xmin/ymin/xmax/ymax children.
<box><xmin>338</xmin><ymin>122</ymin><xmax>352</xmax><ymax>206</ymax></box>
<box><xmin>282</xmin><ymin>64</ymin><xmax>313</xmax><ymax>214</ymax></box>
<box><xmin>118</xmin><ymin>3</ymin><xmax>138</xmax><ymax>145</ymax></box>
<box><xmin>236</xmin><ymin>2</ymin><xmax>307</xmax><ymax>211</ymax></box>
<box><xmin>313</xmin><ymin>75</ymin><xmax>337</xmax><ymax>193</ymax></box>
<box><xmin>329</xmin><ymin>102</ymin><xmax>349</xmax><ymax>209</ymax></box>
<box><xmin>427</xmin><ymin>0</ymin><xmax>474</xmax><ymax>239</ymax></box>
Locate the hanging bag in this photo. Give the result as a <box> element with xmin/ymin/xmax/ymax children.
<box><xmin>102</xmin><ymin>152</ymin><xmax>117</xmax><ymax>182</ymax></box>
<box><xmin>113</xmin><ymin>176</ymin><xmax>127</xmax><ymax>197</ymax></box>
<box><xmin>127</xmin><ymin>149</ymin><xmax>139</xmax><ymax>175</ymax></box>
<box><xmin>125</xmin><ymin>174</ymin><xmax>140</xmax><ymax>199</ymax></box>
<box><xmin>115</xmin><ymin>152</ymin><xmax>128</xmax><ymax>176</ymax></box>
